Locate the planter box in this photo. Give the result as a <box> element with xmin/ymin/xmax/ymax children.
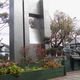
<box><xmin>65</xmin><ymin>59</ymin><xmax>80</xmax><ymax>72</ymax></box>
<box><xmin>0</xmin><ymin>67</ymin><xmax>65</xmax><ymax>80</ymax></box>
<box><xmin>18</xmin><ymin>67</ymin><xmax>65</xmax><ymax>80</ymax></box>
<box><xmin>0</xmin><ymin>74</ymin><xmax>17</xmax><ymax>80</ymax></box>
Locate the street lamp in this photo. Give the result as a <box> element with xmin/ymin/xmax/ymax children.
<box><xmin>75</xmin><ymin>34</ymin><xmax>77</xmax><ymax>50</ymax></box>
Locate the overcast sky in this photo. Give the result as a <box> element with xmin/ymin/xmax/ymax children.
<box><xmin>1</xmin><ymin>0</ymin><xmax>80</xmax><ymax>45</ymax></box>
<box><xmin>44</xmin><ymin>0</ymin><xmax>80</xmax><ymax>29</ymax></box>
<box><xmin>45</xmin><ymin>0</ymin><xmax>80</xmax><ymax>18</ymax></box>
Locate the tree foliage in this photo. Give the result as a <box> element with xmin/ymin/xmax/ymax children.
<box><xmin>50</xmin><ymin>11</ymin><xmax>76</xmax><ymax>48</ymax></box>
<box><xmin>0</xmin><ymin>0</ymin><xmax>9</xmax><ymax>28</ymax></box>
<box><xmin>0</xmin><ymin>0</ymin><xmax>9</xmax><ymax>48</ymax></box>
<box><xmin>76</xmin><ymin>28</ymin><xmax>80</xmax><ymax>35</ymax></box>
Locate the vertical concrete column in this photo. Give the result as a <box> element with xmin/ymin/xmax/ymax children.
<box><xmin>24</xmin><ymin>0</ymin><xmax>44</xmax><ymax>61</ymax></box>
<box><xmin>43</xmin><ymin>0</ymin><xmax>51</xmax><ymax>37</ymax></box>
<box><xmin>24</xmin><ymin>0</ymin><xmax>29</xmax><ymax>46</ymax></box>
<box><xmin>9</xmin><ymin>0</ymin><xmax>24</xmax><ymax>63</ymax></box>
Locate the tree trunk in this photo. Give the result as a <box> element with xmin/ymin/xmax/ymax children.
<box><xmin>57</xmin><ymin>35</ymin><xmax>65</xmax><ymax>47</ymax></box>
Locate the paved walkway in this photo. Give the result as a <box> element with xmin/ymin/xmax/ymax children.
<box><xmin>50</xmin><ymin>71</ymin><xmax>80</xmax><ymax>80</ymax></box>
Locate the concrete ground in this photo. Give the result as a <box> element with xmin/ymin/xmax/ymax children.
<box><xmin>50</xmin><ymin>70</ymin><xmax>80</xmax><ymax>80</ymax></box>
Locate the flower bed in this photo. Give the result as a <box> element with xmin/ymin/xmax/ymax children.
<box><xmin>0</xmin><ymin>74</ymin><xmax>16</xmax><ymax>80</ymax></box>
<box><xmin>18</xmin><ymin>66</ymin><xmax>65</xmax><ymax>80</ymax></box>
<box><xmin>0</xmin><ymin>62</ymin><xmax>24</xmax><ymax>76</ymax></box>
<box><xmin>0</xmin><ymin>66</ymin><xmax>65</xmax><ymax>80</ymax></box>
<box><xmin>0</xmin><ymin>57</ymin><xmax>66</xmax><ymax>80</ymax></box>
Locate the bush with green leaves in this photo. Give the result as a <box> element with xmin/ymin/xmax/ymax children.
<box><xmin>0</xmin><ymin>62</ymin><xmax>24</xmax><ymax>76</ymax></box>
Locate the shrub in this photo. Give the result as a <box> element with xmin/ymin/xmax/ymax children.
<box><xmin>0</xmin><ymin>62</ymin><xmax>24</xmax><ymax>76</ymax></box>
<box><xmin>43</xmin><ymin>59</ymin><xmax>62</xmax><ymax>69</ymax></box>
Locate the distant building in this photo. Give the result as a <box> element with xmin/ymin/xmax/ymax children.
<box><xmin>63</xmin><ymin>36</ymin><xmax>80</xmax><ymax>55</ymax></box>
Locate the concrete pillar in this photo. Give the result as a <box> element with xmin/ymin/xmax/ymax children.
<box><xmin>9</xmin><ymin>0</ymin><xmax>44</xmax><ymax>62</ymax></box>
<box><xmin>43</xmin><ymin>0</ymin><xmax>51</xmax><ymax>37</ymax></box>
<box><xmin>9</xmin><ymin>0</ymin><xmax>24</xmax><ymax>63</ymax></box>
<box><xmin>24</xmin><ymin>0</ymin><xmax>44</xmax><ymax>61</ymax></box>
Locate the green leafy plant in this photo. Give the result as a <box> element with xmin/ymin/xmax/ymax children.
<box><xmin>24</xmin><ymin>66</ymin><xmax>45</xmax><ymax>72</ymax></box>
<box><xmin>0</xmin><ymin>62</ymin><xmax>24</xmax><ymax>76</ymax></box>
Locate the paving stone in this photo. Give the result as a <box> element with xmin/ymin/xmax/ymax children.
<box><xmin>50</xmin><ymin>71</ymin><xmax>80</xmax><ymax>80</ymax></box>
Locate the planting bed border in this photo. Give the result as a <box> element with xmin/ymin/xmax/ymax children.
<box><xmin>0</xmin><ymin>66</ymin><xmax>66</xmax><ymax>80</ymax></box>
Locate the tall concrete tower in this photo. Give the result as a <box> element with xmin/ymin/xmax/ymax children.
<box><xmin>9</xmin><ymin>0</ymin><xmax>44</xmax><ymax>63</ymax></box>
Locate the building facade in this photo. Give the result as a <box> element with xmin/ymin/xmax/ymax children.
<box><xmin>9</xmin><ymin>0</ymin><xmax>51</xmax><ymax>63</ymax></box>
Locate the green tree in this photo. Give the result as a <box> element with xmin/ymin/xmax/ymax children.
<box><xmin>0</xmin><ymin>0</ymin><xmax>9</xmax><ymax>29</ymax></box>
<box><xmin>0</xmin><ymin>0</ymin><xmax>9</xmax><ymax>49</ymax></box>
<box><xmin>50</xmin><ymin>11</ymin><xmax>77</xmax><ymax>48</ymax></box>
<box><xmin>76</xmin><ymin>28</ymin><xmax>80</xmax><ymax>35</ymax></box>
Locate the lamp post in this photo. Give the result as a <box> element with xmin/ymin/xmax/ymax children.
<box><xmin>75</xmin><ymin>34</ymin><xmax>77</xmax><ymax>52</ymax></box>
<box><xmin>22</xmin><ymin>0</ymin><xmax>26</xmax><ymax>60</ymax></box>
